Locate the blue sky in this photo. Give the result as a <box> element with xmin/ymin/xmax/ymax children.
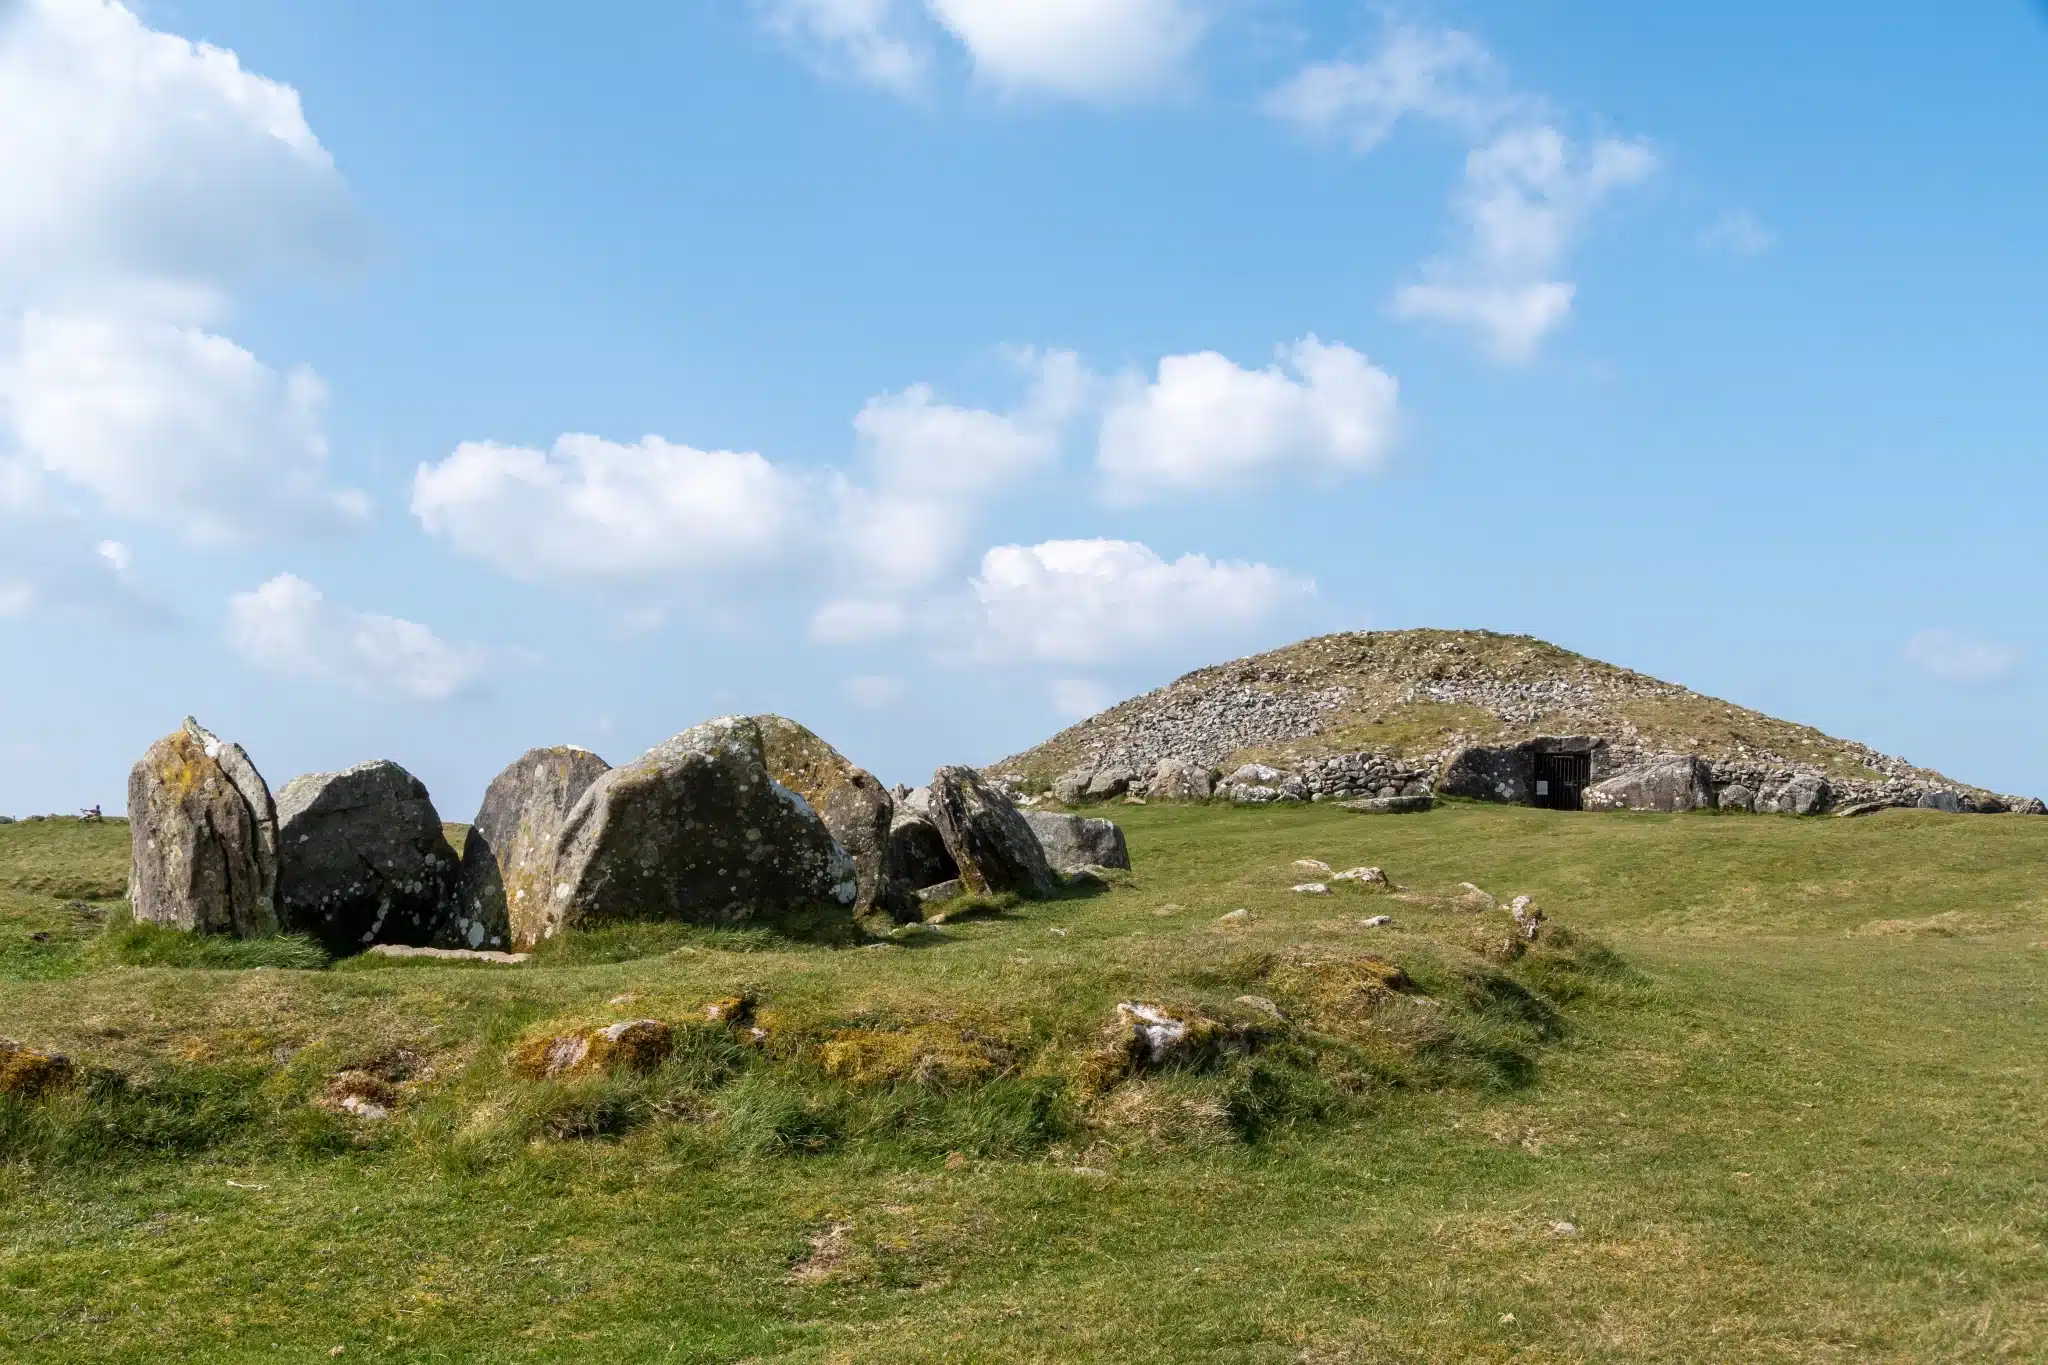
<box><xmin>2</xmin><ymin>0</ymin><xmax>2044</xmax><ymax>818</ymax></box>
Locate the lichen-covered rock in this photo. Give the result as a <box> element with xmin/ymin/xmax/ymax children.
<box><xmin>547</xmin><ymin>716</ymin><xmax>858</xmax><ymax>937</ymax></box>
<box><xmin>1052</xmin><ymin>765</ymin><xmax>1096</xmax><ymax>806</ymax></box>
<box><xmin>1340</xmin><ymin>793</ymin><xmax>1434</xmax><ymax>815</ymax></box>
<box><xmin>1718</xmin><ymin>784</ymin><xmax>1756</xmax><ymax>813</ymax></box>
<box><xmin>1759</xmin><ymin>773</ymin><xmax>1832</xmax><ymax>816</ymax></box>
<box><xmin>926</xmin><ymin>766</ymin><xmax>1057</xmax><ymax>898</ymax></box>
<box><xmin>0</xmin><ymin>1040</ymin><xmax>74</xmax><ymax>1101</ymax></box>
<box><xmin>1148</xmin><ymin>757</ymin><xmax>1217</xmax><ymax>802</ymax></box>
<box><xmin>883</xmin><ymin>804</ymin><xmax>958</xmax><ymax>910</ymax></box>
<box><xmin>1023</xmin><ymin>811</ymin><xmax>1131</xmax><ymax>874</ymax></box>
<box><xmin>1584</xmin><ymin>756</ymin><xmax>1716</xmax><ymax>813</ymax></box>
<box><xmin>276</xmin><ymin>760</ymin><xmax>462</xmax><ymax>955</ymax></box>
<box><xmin>756</xmin><ymin>716</ymin><xmax>894</xmax><ymax>921</ymax></box>
<box><xmin>1085</xmin><ymin>767</ymin><xmax>1134</xmax><ymax>802</ymax></box>
<box><xmin>460</xmin><ymin>746</ymin><xmax>612</xmax><ymax>952</ymax></box>
<box><xmin>2012</xmin><ymin>797</ymin><xmax>2048</xmax><ymax>816</ymax></box>
<box><xmin>1917</xmin><ymin>790</ymin><xmax>1967</xmax><ymax>813</ymax></box>
<box><xmin>127</xmin><ymin>720</ymin><xmax>278</xmax><ymax>938</ymax></box>
<box><xmin>513</xmin><ymin>1020</ymin><xmax>674</xmax><ymax>1080</ymax></box>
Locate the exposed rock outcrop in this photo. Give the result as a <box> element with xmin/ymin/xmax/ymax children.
<box><xmin>756</xmin><ymin>716</ymin><xmax>894</xmax><ymax>921</ymax></box>
<box><xmin>547</xmin><ymin>717</ymin><xmax>858</xmax><ymax>938</ymax></box>
<box><xmin>460</xmin><ymin>746</ymin><xmax>612</xmax><ymax>952</ymax></box>
<box><xmin>127</xmin><ymin>718</ymin><xmax>278</xmax><ymax>938</ymax></box>
<box><xmin>1583</xmin><ymin>755</ymin><xmax>1716</xmax><ymax>813</ymax></box>
<box><xmin>926</xmin><ymin>766</ymin><xmax>1056</xmax><ymax>898</ymax></box>
<box><xmin>276</xmin><ymin>760</ymin><xmax>462</xmax><ymax>955</ymax></box>
<box><xmin>1023</xmin><ymin>811</ymin><xmax>1130</xmax><ymax>874</ymax></box>
<box><xmin>1147</xmin><ymin>757</ymin><xmax>1217</xmax><ymax>802</ymax></box>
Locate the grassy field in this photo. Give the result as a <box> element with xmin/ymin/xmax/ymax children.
<box><xmin>1</xmin><ymin>803</ymin><xmax>2044</xmax><ymax>1362</ymax></box>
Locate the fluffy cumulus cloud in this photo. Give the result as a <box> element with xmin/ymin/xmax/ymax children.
<box><xmin>412</xmin><ymin>434</ymin><xmax>809</xmax><ymax>586</ymax></box>
<box><xmin>1268</xmin><ymin>22</ymin><xmax>1655</xmax><ymax>362</ymax></box>
<box><xmin>761</xmin><ymin>0</ymin><xmax>1205</xmax><ymax>102</ymax></box>
<box><xmin>758</xmin><ymin>0</ymin><xmax>930</xmax><ymax>97</ymax></box>
<box><xmin>1393</xmin><ymin>126</ymin><xmax>1656</xmax><ymax>361</ymax></box>
<box><xmin>1264</xmin><ymin>25</ymin><xmax>1510</xmax><ymax>151</ymax></box>
<box><xmin>0</xmin><ymin>0</ymin><xmax>359</xmax><ymax>305</ymax></box>
<box><xmin>925</xmin><ymin>0</ymin><xmax>1204</xmax><ymax>101</ymax></box>
<box><xmin>0</xmin><ymin>0</ymin><xmax>366</xmax><ymax>595</ymax></box>
<box><xmin>2</xmin><ymin>312</ymin><xmax>367</xmax><ymax>542</ymax></box>
<box><xmin>1097</xmin><ymin>337</ymin><xmax>1397</xmax><ymax>503</ymax></box>
<box><xmin>968</xmin><ymin>538</ymin><xmax>1314</xmax><ymax>666</ymax></box>
<box><xmin>226</xmin><ymin>574</ymin><xmax>488</xmax><ymax>703</ymax></box>
<box><xmin>1903</xmin><ymin>630</ymin><xmax>2020</xmax><ymax>684</ymax></box>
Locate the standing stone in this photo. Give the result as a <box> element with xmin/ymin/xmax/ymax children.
<box><xmin>926</xmin><ymin>766</ymin><xmax>1057</xmax><ymax>898</ymax></box>
<box><xmin>883</xmin><ymin>804</ymin><xmax>958</xmax><ymax>913</ymax></box>
<box><xmin>127</xmin><ymin>720</ymin><xmax>277</xmax><ymax>937</ymax></box>
<box><xmin>755</xmin><ymin>716</ymin><xmax>894</xmax><ymax>921</ymax></box>
<box><xmin>1149</xmin><ymin>758</ymin><xmax>1216</xmax><ymax>802</ymax></box>
<box><xmin>1583</xmin><ymin>756</ymin><xmax>1716</xmax><ymax>813</ymax></box>
<box><xmin>277</xmin><ymin>761</ymin><xmax>462</xmax><ymax>955</ymax></box>
<box><xmin>1023</xmin><ymin>811</ymin><xmax>1131</xmax><ymax>874</ymax></box>
<box><xmin>547</xmin><ymin>716</ymin><xmax>858</xmax><ymax>938</ymax></box>
<box><xmin>460</xmin><ymin>746</ymin><xmax>612</xmax><ymax>952</ymax></box>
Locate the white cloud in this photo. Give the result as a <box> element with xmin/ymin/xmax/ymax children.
<box><xmin>968</xmin><ymin>538</ymin><xmax>1314</xmax><ymax>666</ymax></box>
<box><xmin>0</xmin><ymin>0</ymin><xmax>360</xmax><ymax>307</ymax></box>
<box><xmin>1394</xmin><ymin>126</ymin><xmax>1656</xmax><ymax>361</ymax></box>
<box><xmin>1097</xmin><ymin>337</ymin><xmax>1397</xmax><ymax>502</ymax></box>
<box><xmin>1904</xmin><ymin>630</ymin><xmax>2019</xmax><ymax>684</ymax></box>
<box><xmin>226</xmin><ymin>574</ymin><xmax>488</xmax><ymax>703</ymax></box>
<box><xmin>1264</xmin><ymin>25</ymin><xmax>1510</xmax><ymax>151</ymax></box>
<box><xmin>0</xmin><ymin>511</ymin><xmax>161</xmax><ymax>623</ymax></box>
<box><xmin>2</xmin><ymin>312</ymin><xmax>368</xmax><ymax>542</ymax></box>
<box><xmin>412</xmin><ymin>434</ymin><xmax>810</xmax><ymax>586</ymax></box>
<box><xmin>0</xmin><ymin>1</ymin><xmax>365</xmax><ymax>587</ymax></box>
<box><xmin>843</xmin><ymin>673</ymin><xmax>907</xmax><ymax>709</ymax></box>
<box><xmin>759</xmin><ymin>0</ymin><xmax>930</xmax><ymax>97</ymax></box>
<box><xmin>810</xmin><ymin>596</ymin><xmax>911</xmax><ymax>644</ymax></box>
<box><xmin>1700</xmin><ymin>209</ymin><xmax>1775</xmax><ymax>258</ymax></box>
<box><xmin>926</xmin><ymin>0</ymin><xmax>1205</xmax><ymax>101</ymax></box>
<box><xmin>1050</xmin><ymin>677</ymin><xmax>1114</xmax><ymax>719</ymax></box>
<box><xmin>834</xmin><ymin>346</ymin><xmax>1087</xmax><ymax>589</ymax></box>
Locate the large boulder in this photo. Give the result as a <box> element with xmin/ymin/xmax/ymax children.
<box><xmin>547</xmin><ymin>716</ymin><xmax>858</xmax><ymax>937</ymax></box>
<box><xmin>459</xmin><ymin>746</ymin><xmax>612</xmax><ymax>952</ymax></box>
<box><xmin>1149</xmin><ymin>757</ymin><xmax>1217</xmax><ymax>802</ymax></box>
<box><xmin>755</xmin><ymin>716</ymin><xmax>894</xmax><ymax>920</ymax></box>
<box><xmin>127</xmin><ymin>719</ymin><xmax>278</xmax><ymax>937</ymax></box>
<box><xmin>883</xmin><ymin>804</ymin><xmax>959</xmax><ymax>911</ymax></box>
<box><xmin>1052</xmin><ymin>765</ymin><xmax>1096</xmax><ymax>806</ymax></box>
<box><xmin>1759</xmin><ymin>774</ymin><xmax>1831</xmax><ymax>816</ymax></box>
<box><xmin>277</xmin><ymin>761</ymin><xmax>462</xmax><ymax>954</ymax></box>
<box><xmin>1583</xmin><ymin>756</ymin><xmax>1716</xmax><ymax>813</ymax></box>
<box><xmin>1024</xmin><ymin>811</ymin><xmax>1131</xmax><ymax>874</ymax></box>
<box><xmin>926</xmin><ymin>766</ymin><xmax>1057</xmax><ymax>898</ymax></box>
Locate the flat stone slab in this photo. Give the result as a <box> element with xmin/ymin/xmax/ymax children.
<box><xmin>367</xmin><ymin>944</ymin><xmax>530</xmax><ymax>964</ymax></box>
<box><xmin>1340</xmin><ymin>793</ymin><xmax>1435</xmax><ymax>815</ymax></box>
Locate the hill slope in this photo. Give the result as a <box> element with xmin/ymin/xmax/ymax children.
<box><xmin>993</xmin><ymin>628</ymin><xmax>2037</xmax><ymax>811</ymax></box>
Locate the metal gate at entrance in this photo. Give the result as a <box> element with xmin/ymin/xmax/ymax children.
<box><xmin>1532</xmin><ymin>752</ymin><xmax>1591</xmax><ymax>811</ymax></box>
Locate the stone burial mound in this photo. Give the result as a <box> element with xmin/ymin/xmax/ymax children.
<box><xmin>992</xmin><ymin>628</ymin><xmax>2045</xmax><ymax>819</ymax></box>
<box><xmin>125</xmin><ymin>712</ymin><xmax>1110</xmax><ymax>954</ymax></box>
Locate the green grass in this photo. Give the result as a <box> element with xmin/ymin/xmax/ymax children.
<box><xmin>0</xmin><ymin>804</ymin><xmax>2044</xmax><ymax>1360</ymax></box>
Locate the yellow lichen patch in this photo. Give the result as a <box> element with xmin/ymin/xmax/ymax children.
<box><xmin>511</xmin><ymin>1019</ymin><xmax>674</xmax><ymax>1081</ymax></box>
<box><xmin>1267</xmin><ymin>951</ymin><xmax>1418</xmax><ymax>1033</ymax></box>
<box><xmin>0</xmin><ymin>1039</ymin><xmax>75</xmax><ymax>1101</ymax></box>
<box><xmin>145</xmin><ymin>732</ymin><xmax>217</xmax><ymax>804</ymax></box>
<box><xmin>819</xmin><ymin>1022</ymin><xmax>1008</xmax><ymax>1088</ymax></box>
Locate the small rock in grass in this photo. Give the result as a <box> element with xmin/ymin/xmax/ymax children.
<box><xmin>1549</xmin><ymin>1221</ymin><xmax>1578</xmax><ymax>1237</ymax></box>
<box><xmin>915</xmin><ymin>879</ymin><xmax>965</xmax><ymax>907</ymax></box>
<box><xmin>1510</xmin><ymin>895</ymin><xmax>1545</xmax><ymax>940</ymax></box>
<box><xmin>1049</xmin><ymin>927</ymin><xmax>1071</xmax><ymax>937</ymax></box>
<box><xmin>1292</xmin><ymin>883</ymin><xmax>1331</xmax><ymax>895</ymax></box>
<box><xmin>1234</xmin><ymin>994</ymin><xmax>1285</xmax><ymax>1019</ymax></box>
<box><xmin>513</xmin><ymin>1019</ymin><xmax>674</xmax><ymax>1080</ymax></box>
<box><xmin>340</xmin><ymin>1095</ymin><xmax>390</xmax><ymax>1122</ymax></box>
<box><xmin>1292</xmin><ymin>859</ymin><xmax>1334</xmax><ymax>876</ymax></box>
<box><xmin>1457</xmin><ymin>882</ymin><xmax>1497</xmax><ymax>910</ymax></box>
<box><xmin>1359</xmin><ymin>915</ymin><xmax>1393</xmax><ymax>928</ymax></box>
<box><xmin>1071</xmin><ymin>1166</ymin><xmax>1108</xmax><ymax>1178</ymax></box>
<box><xmin>1218</xmin><ymin>908</ymin><xmax>1253</xmax><ymax>923</ymax></box>
<box><xmin>1333</xmin><ymin>866</ymin><xmax>1388</xmax><ymax>885</ymax></box>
